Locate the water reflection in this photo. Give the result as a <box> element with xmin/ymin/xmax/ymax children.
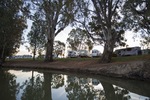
<box><xmin>20</xmin><ymin>71</ymin><xmax>44</xmax><ymax>100</ymax></box>
<box><xmin>0</xmin><ymin>69</ymin><xmax>19</xmax><ymax>100</ymax></box>
<box><xmin>65</xmin><ymin>76</ymin><xmax>99</xmax><ymax>100</ymax></box>
<box><xmin>0</xmin><ymin>69</ymin><xmax>150</xmax><ymax>100</ymax></box>
<box><xmin>20</xmin><ymin>72</ymin><xmax>64</xmax><ymax>100</ymax></box>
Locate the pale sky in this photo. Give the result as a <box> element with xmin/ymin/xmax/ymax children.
<box><xmin>17</xmin><ymin>23</ymin><xmax>141</xmax><ymax>55</ymax></box>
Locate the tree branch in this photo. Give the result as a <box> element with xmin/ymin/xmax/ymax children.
<box><xmin>55</xmin><ymin>27</ymin><xmax>65</xmax><ymax>36</ymax></box>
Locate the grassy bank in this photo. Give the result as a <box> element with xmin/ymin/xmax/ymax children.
<box><xmin>7</xmin><ymin>54</ymin><xmax>150</xmax><ymax>63</ymax></box>
<box><xmin>112</xmin><ymin>54</ymin><xmax>150</xmax><ymax>62</ymax></box>
<box><xmin>58</xmin><ymin>54</ymin><xmax>150</xmax><ymax>62</ymax></box>
<box><xmin>3</xmin><ymin>54</ymin><xmax>150</xmax><ymax>81</ymax></box>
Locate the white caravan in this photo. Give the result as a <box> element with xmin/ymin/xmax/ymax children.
<box><xmin>115</xmin><ymin>47</ymin><xmax>141</xmax><ymax>56</ymax></box>
<box><xmin>67</xmin><ymin>51</ymin><xmax>78</xmax><ymax>58</ymax></box>
<box><xmin>78</xmin><ymin>50</ymin><xmax>90</xmax><ymax>57</ymax></box>
<box><xmin>91</xmin><ymin>49</ymin><xmax>101</xmax><ymax>57</ymax></box>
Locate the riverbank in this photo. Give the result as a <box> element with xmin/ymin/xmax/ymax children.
<box><xmin>2</xmin><ymin>57</ymin><xmax>150</xmax><ymax>81</ymax></box>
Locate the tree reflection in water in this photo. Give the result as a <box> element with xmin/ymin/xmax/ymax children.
<box><xmin>20</xmin><ymin>71</ymin><xmax>43</xmax><ymax>100</ymax></box>
<box><xmin>0</xmin><ymin>69</ymin><xmax>19</xmax><ymax>100</ymax></box>
<box><xmin>114</xmin><ymin>86</ymin><xmax>131</xmax><ymax>100</ymax></box>
<box><xmin>51</xmin><ymin>74</ymin><xmax>64</xmax><ymax>89</ymax></box>
<box><xmin>2</xmin><ymin>69</ymin><xmax>150</xmax><ymax>100</ymax></box>
<box><xmin>65</xmin><ymin>76</ymin><xmax>134</xmax><ymax>100</ymax></box>
<box><xmin>65</xmin><ymin>76</ymin><xmax>104</xmax><ymax>100</ymax></box>
<box><xmin>20</xmin><ymin>71</ymin><xmax>64</xmax><ymax>100</ymax></box>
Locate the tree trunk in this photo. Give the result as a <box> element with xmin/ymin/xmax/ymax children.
<box><xmin>100</xmin><ymin>39</ymin><xmax>115</xmax><ymax>63</ymax></box>
<box><xmin>43</xmin><ymin>72</ymin><xmax>52</xmax><ymax>100</ymax></box>
<box><xmin>1</xmin><ymin>43</ymin><xmax>6</xmax><ymax>63</ymax></box>
<box><xmin>33</xmin><ymin>51</ymin><xmax>35</xmax><ymax>61</ymax></box>
<box><xmin>44</xmin><ymin>11</ymin><xmax>55</xmax><ymax>62</ymax></box>
<box><xmin>45</xmin><ymin>24</ymin><xmax>54</xmax><ymax>62</ymax></box>
<box><xmin>45</xmin><ymin>38</ymin><xmax>54</xmax><ymax>62</ymax></box>
<box><xmin>33</xmin><ymin>43</ymin><xmax>36</xmax><ymax>61</ymax></box>
<box><xmin>31</xmin><ymin>71</ymin><xmax>34</xmax><ymax>87</ymax></box>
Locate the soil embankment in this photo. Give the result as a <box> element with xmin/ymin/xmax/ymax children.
<box><xmin>2</xmin><ymin>59</ymin><xmax>150</xmax><ymax>81</ymax></box>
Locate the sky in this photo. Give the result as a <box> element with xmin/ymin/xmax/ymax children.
<box><xmin>17</xmin><ymin>21</ymin><xmax>141</xmax><ymax>55</ymax></box>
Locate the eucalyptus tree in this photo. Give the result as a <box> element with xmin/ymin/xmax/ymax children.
<box><xmin>0</xmin><ymin>0</ymin><xmax>27</xmax><ymax>62</ymax></box>
<box><xmin>27</xmin><ymin>12</ymin><xmax>46</xmax><ymax>60</ymax></box>
<box><xmin>89</xmin><ymin>0</ymin><xmax>126</xmax><ymax>63</ymax></box>
<box><xmin>72</xmin><ymin>0</ymin><xmax>126</xmax><ymax>63</ymax></box>
<box><xmin>53</xmin><ymin>41</ymin><xmax>65</xmax><ymax>57</ymax></box>
<box><xmin>122</xmin><ymin>0</ymin><xmax>150</xmax><ymax>49</ymax></box>
<box><xmin>31</xmin><ymin>0</ymin><xmax>87</xmax><ymax>62</ymax></box>
<box><xmin>67</xmin><ymin>28</ymin><xmax>93</xmax><ymax>51</ymax></box>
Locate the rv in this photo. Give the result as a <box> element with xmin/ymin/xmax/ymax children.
<box><xmin>23</xmin><ymin>55</ymin><xmax>32</xmax><ymax>59</ymax></box>
<box><xmin>67</xmin><ymin>51</ymin><xmax>78</xmax><ymax>58</ymax></box>
<box><xmin>91</xmin><ymin>49</ymin><xmax>101</xmax><ymax>57</ymax></box>
<box><xmin>115</xmin><ymin>47</ymin><xmax>141</xmax><ymax>56</ymax></box>
<box><xmin>78</xmin><ymin>50</ymin><xmax>90</xmax><ymax>57</ymax></box>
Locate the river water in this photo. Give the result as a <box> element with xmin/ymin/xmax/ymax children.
<box><xmin>0</xmin><ymin>68</ymin><xmax>150</xmax><ymax>100</ymax></box>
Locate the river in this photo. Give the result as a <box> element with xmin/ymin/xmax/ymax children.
<box><xmin>0</xmin><ymin>68</ymin><xmax>150</xmax><ymax>100</ymax></box>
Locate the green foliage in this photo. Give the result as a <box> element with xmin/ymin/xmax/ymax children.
<box><xmin>65</xmin><ymin>76</ymin><xmax>98</xmax><ymax>100</ymax></box>
<box><xmin>89</xmin><ymin>0</ymin><xmax>126</xmax><ymax>48</ymax></box>
<box><xmin>0</xmin><ymin>70</ymin><xmax>19</xmax><ymax>100</ymax></box>
<box><xmin>122</xmin><ymin>0</ymin><xmax>150</xmax><ymax>29</ymax></box>
<box><xmin>27</xmin><ymin>12</ymin><xmax>46</xmax><ymax>60</ymax></box>
<box><xmin>122</xmin><ymin>0</ymin><xmax>150</xmax><ymax>49</ymax></box>
<box><xmin>0</xmin><ymin>0</ymin><xmax>27</xmax><ymax>61</ymax></box>
<box><xmin>51</xmin><ymin>74</ymin><xmax>64</xmax><ymax>89</ymax></box>
<box><xmin>53</xmin><ymin>41</ymin><xmax>65</xmax><ymax>57</ymax></box>
<box><xmin>30</xmin><ymin>0</ymin><xmax>90</xmax><ymax>62</ymax></box>
<box><xmin>20</xmin><ymin>72</ymin><xmax>64</xmax><ymax>100</ymax></box>
<box><xmin>67</xmin><ymin>28</ymin><xmax>93</xmax><ymax>51</ymax></box>
<box><xmin>89</xmin><ymin>0</ymin><xmax>127</xmax><ymax>63</ymax></box>
<box><xmin>140</xmin><ymin>33</ymin><xmax>150</xmax><ymax>49</ymax></box>
<box><xmin>21</xmin><ymin>73</ymin><xmax>44</xmax><ymax>100</ymax></box>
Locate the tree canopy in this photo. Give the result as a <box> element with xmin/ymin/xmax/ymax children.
<box><xmin>122</xmin><ymin>0</ymin><xmax>150</xmax><ymax>49</ymax></box>
<box><xmin>29</xmin><ymin>0</ymin><xmax>89</xmax><ymax>62</ymax></box>
<box><xmin>0</xmin><ymin>0</ymin><xmax>27</xmax><ymax>62</ymax></box>
<box><xmin>67</xmin><ymin>28</ymin><xmax>93</xmax><ymax>51</ymax></box>
<box><xmin>89</xmin><ymin>0</ymin><xmax>126</xmax><ymax>63</ymax></box>
<box><xmin>53</xmin><ymin>40</ymin><xmax>65</xmax><ymax>57</ymax></box>
<box><xmin>27</xmin><ymin>12</ymin><xmax>46</xmax><ymax>60</ymax></box>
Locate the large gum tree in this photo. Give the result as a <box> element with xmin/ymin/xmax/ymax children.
<box><xmin>90</xmin><ymin>0</ymin><xmax>126</xmax><ymax>63</ymax></box>
<box><xmin>31</xmin><ymin>0</ymin><xmax>87</xmax><ymax>62</ymax></box>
